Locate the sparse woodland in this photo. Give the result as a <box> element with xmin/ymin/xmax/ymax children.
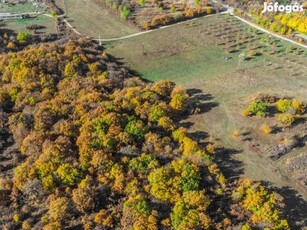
<box><xmin>0</xmin><ymin>24</ymin><xmax>58</xmax><ymax>54</ymax></box>
<box><xmin>97</xmin><ymin>0</ymin><xmax>215</xmax><ymax>29</ymax></box>
<box><xmin>0</xmin><ymin>39</ymin><xmax>290</xmax><ymax>229</ymax></box>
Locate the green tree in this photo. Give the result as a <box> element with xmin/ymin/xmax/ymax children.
<box><xmin>148</xmin><ymin>104</ymin><xmax>167</xmax><ymax>122</ymax></box>
<box><xmin>125</xmin><ymin>116</ymin><xmax>149</xmax><ymax>140</ymax></box>
<box><xmin>148</xmin><ymin>159</ymin><xmax>200</xmax><ymax>202</ymax></box>
<box><xmin>17</xmin><ymin>32</ymin><xmax>31</xmax><ymax>44</ymax></box>
<box><xmin>128</xmin><ymin>153</ymin><xmax>158</xmax><ymax>173</ymax></box>
<box><xmin>124</xmin><ymin>195</ymin><xmax>151</xmax><ymax>216</ymax></box>
<box><xmin>119</xmin><ymin>5</ymin><xmax>131</xmax><ymax>19</ymax></box>
<box><xmin>50</xmin><ymin>11</ymin><xmax>57</xmax><ymax>18</ymax></box>
<box><xmin>64</xmin><ymin>62</ymin><xmax>77</xmax><ymax>78</ymax></box>
<box><xmin>138</xmin><ymin>0</ymin><xmax>145</xmax><ymax>6</ymax></box>
<box><xmin>244</xmin><ymin>100</ymin><xmax>268</xmax><ymax>117</ymax></box>
<box><xmin>56</xmin><ymin>163</ymin><xmax>80</xmax><ymax>186</ymax></box>
<box><xmin>171</xmin><ymin>191</ymin><xmax>211</xmax><ymax>229</ymax></box>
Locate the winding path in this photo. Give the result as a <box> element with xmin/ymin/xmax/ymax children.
<box><xmin>94</xmin><ymin>15</ymin><xmax>214</xmax><ymax>42</ymax></box>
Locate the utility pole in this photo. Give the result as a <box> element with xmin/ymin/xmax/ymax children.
<box><xmin>142</xmin><ymin>43</ymin><xmax>145</xmax><ymax>55</ymax></box>
<box><xmin>238</xmin><ymin>52</ymin><xmax>245</xmax><ymax>70</ymax></box>
<box><xmin>99</xmin><ymin>35</ymin><xmax>102</xmax><ymax>46</ymax></box>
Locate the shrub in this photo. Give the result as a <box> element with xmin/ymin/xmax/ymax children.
<box><xmin>7</xmin><ymin>41</ymin><xmax>16</xmax><ymax>49</ymax></box>
<box><xmin>260</xmin><ymin>123</ymin><xmax>272</xmax><ymax>134</ymax></box>
<box><xmin>245</xmin><ymin>100</ymin><xmax>268</xmax><ymax>117</ymax></box>
<box><xmin>17</xmin><ymin>32</ymin><xmax>31</xmax><ymax>44</ymax></box>
<box><xmin>206</xmin><ymin>7</ymin><xmax>213</xmax><ymax>14</ymax></box>
<box><xmin>242</xmin><ymin>108</ymin><xmax>250</xmax><ymax>117</ymax></box>
<box><xmin>50</xmin><ymin>11</ymin><xmax>57</xmax><ymax>18</ymax></box>
<box><xmin>276</xmin><ymin>99</ymin><xmax>291</xmax><ymax>113</ymax></box>
<box><xmin>277</xmin><ymin>113</ymin><xmax>296</xmax><ymax>126</ymax></box>
<box><xmin>144</xmin><ymin>22</ymin><xmax>151</xmax><ymax>30</ymax></box>
<box><xmin>292</xmin><ymin>99</ymin><xmax>305</xmax><ymax>114</ymax></box>
<box><xmin>185</xmin><ymin>8</ymin><xmax>196</xmax><ymax>17</ymax></box>
<box><xmin>119</xmin><ymin>5</ymin><xmax>131</xmax><ymax>19</ymax></box>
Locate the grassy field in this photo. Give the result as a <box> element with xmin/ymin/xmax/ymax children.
<box><xmin>0</xmin><ymin>1</ymin><xmax>56</xmax><ymax>34</ymax></box>
<box><xmin>1</xmin><ymin>15</ymin><xmax>57</xmax><ymax>34</ymax></box>
<box><xmin>104</xmin><ymin>15</ymin><xmax>307</xmax><ymax>203</ymax></box>
<box><xmin>64</xmin><ymin>0</ymin><xmax>139</xmax><ymax>38</ymax></box>
<box><xmin>104</xmin><ymin>15</ymin><xmax>306</xmax><ymax>84</ymax></box>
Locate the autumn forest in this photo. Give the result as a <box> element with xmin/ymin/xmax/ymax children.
<box><xmin>0</xmin><ymin>38</ymin><xmax>291</xmax><ymax>229</ymax></box>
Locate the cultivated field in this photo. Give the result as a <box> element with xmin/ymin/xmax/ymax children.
<box><xmin>104</xmin><ymin>15</ymin><xmax>307</xmax><ymax>227</ymax></box>
<box><xmin>64</xmin><ymin>0</ymin><xmax>139</xmax><ymax>38</ymax></box>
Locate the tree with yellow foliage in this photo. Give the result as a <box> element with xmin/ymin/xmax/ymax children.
<box><xmin>171</xmin><ymin>190</ymin><xmax>211</xmax><ymax>229</ymax></box>
<box><xmin>170</xmin><ymin>86</ymin><xmax>189</xmax><ymax>112</ymax></box>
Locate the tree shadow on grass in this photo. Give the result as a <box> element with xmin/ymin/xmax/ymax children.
<box><xmin>197</xmin><ymin>101</ymin><xmax>220</xmax><ymax>113</ymax></box>
<box><xmin>189</xmin><ymin>131</ymin><xmax>209</xmax><ymax>141</ymax></box>
<box><xmin>292</xmin><ymin>117</ymin><xmax>307</xmax><ymax>128</ymax></box>
<box><xmin>104</xmin><ymin>54</ymin><xmax>145</xmax><ymax>80</ymax></box>
<box><xmin>188</xmin><ymin>88</ymin><xmax>219</xmax><ymax>114</ymax></box>
<box><xmin>214</xmin><ymin>148</ymin><xmax>244</xmax><ymax>181</ymax></box>
<box><xmin>187</xmin><ymin>131</ymin><xmax>210</xmax><ymax>148</ymax></box>
<box><xmin>171</xmin><ymin>88</ymin><xmax>219</xmax><ymax>125</ymax></box>
<box><xmin>271</xmin><ymin>126</ymin><xmax>283</xmax><ymax>134</ymax></box>
<box><xmin>186</xmin><ymin>88</ymin><xmax>203</xmax><ymax>95</ymax></box>
<box><xmin>179</xmin><ymin>121</ymin><xmax>194</xmax><ymax>129</ymax></box>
